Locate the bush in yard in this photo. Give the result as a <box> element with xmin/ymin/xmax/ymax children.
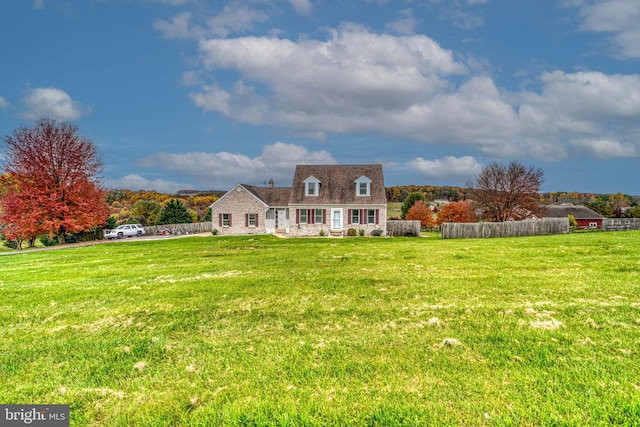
<box><xmin>371</xmin><ymin>229</ymin><xmax>383</xmax><ymax>236</ymax></box>
<box><xmin>359</xmin><ymin>229</ymin><xmax>365</xmax><ymax>236</ymax></box>
<box><xmin>39</xmin><ymin>235</ymin><xmax>59</xmax><ymax>246</ymax></box>
<box><xmin>347</xmin><ymin>228</ymin><xmax>357</xmax><ymax>236</ymax></box>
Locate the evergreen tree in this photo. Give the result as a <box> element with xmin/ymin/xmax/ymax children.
<box><xmin>157</xmin><ymin>199</ymin><xmax>193</xmax><ymax>225</ymax></box>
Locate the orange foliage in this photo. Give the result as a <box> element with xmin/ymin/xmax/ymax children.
<box><xmin>436</xmin><ymin>200</ymin><xmax>477</xmax><ymax>225</ymax></box>
<box><xmin>405</xmin><ymin>200</ymin><xmax>435</xmax><ymax>227</ymax></box>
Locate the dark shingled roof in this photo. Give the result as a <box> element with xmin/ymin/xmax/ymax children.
<box><xmin>289</xmin><ymin>164</ymin><xmax>386</xmax><ymax>205</ymax></box>
<box><xmin>543</xmin><ymin>205</ymin><xmax>606</xmax><ymax>219</ymax></box>
<box><xmin>244</xmin><ymin>185</ymin><xmax>292</xmax><ymax>206</ymax></box>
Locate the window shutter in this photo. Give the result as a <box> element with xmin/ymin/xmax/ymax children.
<box><xmin>347</xmin><ymin>209</ymin><xmax>352</xmax><ymax>224</ymax></box>
<box><xmin>322</xmin><ymin>209</ymin><xmax>326</xmax><ymax>224</ymax></box>
<box><xmin>256</xmin><ymin>214</ymin><xmax>258</xmax><ymax>226</ymax></box>
<box><xmin>360</xmin><ymin>209</ymin><xmax>366</xmax><ymax>224</ymax></box>
<box><xmin>309</xmin><ymin>209</ymin><xmax>313</xmax><ymax>224</ymax></box>
<box><xmin>375</xmin><ymin>209</ymin><xmax>379</xmax><ymax>224</ymax></box>
<box><xmin>229</xmin><ymin>214</ymin><xmax>232</xmax><ymax>227</ymax></box>
<box><xmin>245</xmin><ymin>214</ymin><xmax>248</xmax><ymax>227</ymax></box>
<box><xmin>296</xmin><ymin>209</ymin><xmax>299</xmax><ymax>224</ymax></box>
<box><xmin>218</xmin><ymin>213</ymin><xmax>222</xmax><ymax>227</ymax></box>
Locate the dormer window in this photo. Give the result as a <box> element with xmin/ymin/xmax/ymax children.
<box><xmin>304</xmin><ymin>176</ymin><xmax>321</xmax><ymax>196</ymax></box>
<box><xmin>355</xmin><ymin>176</ymin><xmax>372</xmax><ymax>196</ymax></box>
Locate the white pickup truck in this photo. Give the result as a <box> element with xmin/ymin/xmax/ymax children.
<box><xmin>105</xmin><ymin>224</ymin><xmax>145</xmax><ymax>239</ymax></box>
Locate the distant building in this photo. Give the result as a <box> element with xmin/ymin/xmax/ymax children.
<box><xmin>542</xmin><ymin>204</ymin><xmax>606</xmax><ymax>229</ymax></box>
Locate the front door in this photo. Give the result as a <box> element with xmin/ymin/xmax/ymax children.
<box><xmin>331</xmin><ymin>208</ymin><xmax>342</xmax><ymax>230</ymax></box>
<box><xmin>276</xmin><ymin>209</ymin><xmax>287</xmax><ymax>229</ymax></box>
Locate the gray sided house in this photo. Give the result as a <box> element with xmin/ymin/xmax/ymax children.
<box><xmin>210</xmin><ymin>164</ymin><xmax>387</xmax><ymax>237</ymax></box>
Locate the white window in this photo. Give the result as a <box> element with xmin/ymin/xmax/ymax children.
<box><xmin>248</xmin><ymin>213</ymin><xmax>257</xmax><ymax>227</ymax></box>
<box><xmin>351</xmin><ymin>209</ymin><xmax>359</xmax><ymax>224</ymax></box>
<box><xmin>315</xmin><ymin>209</ymin><xmax>323</xmax><ymax>224</ymax></box>
<box><xmin>589</xmin><ymin>222</ymin><xmax>598</xmax><ymax>228</ymax></box>
<box><xmin>222</xmin><ymin>213</ymin><xmax>230</xmax><ymax>227</ymax></box>
<box><xmin>355</xmin><ymin>176</ymin><xmax>372</xmax><ymax>196</ymax></box>
<box><xmin>304</xmin><ymin>176</ymin><xmax>321</xmax><ymax>196</ymax></box>
<box><xmin>300</xmin><ymin>209</ymin><xmax>307</xmax><ymax>224</ymax></box>
<box><xmin>368</xmin><ymin>209</ymin><xmax>376</xmax><ymax>224</ymax></box>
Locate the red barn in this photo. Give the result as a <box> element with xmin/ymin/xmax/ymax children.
<box><xmin>543</xmin><ymin>205</ymin><xmax>606</xmax><ymax>229</ymax></box>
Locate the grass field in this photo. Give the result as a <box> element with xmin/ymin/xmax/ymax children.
<box><xmin>1</xmin><ymin>233</ymin><xmax>639</xmax><ymax>426</ymax></box>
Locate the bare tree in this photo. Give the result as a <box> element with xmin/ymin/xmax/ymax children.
<box><xmin>468</xmin><ymin>161</ymin><xmax>544</xmax><ymax>222</ymax></box>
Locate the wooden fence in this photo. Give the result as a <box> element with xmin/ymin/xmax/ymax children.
<box><xmin>603</xmin><ymin>218</ymin><xmax>640</xmax><ymax>231</ymax></box>
<box><xmin>144</xmin><ymin>222</ymin><xmax>212</xmax><ymax>236</ymax></box>
<box><xmin>441</xmin><ymin>218</ymin><xmax>569</xmax><ymax>239</ymax></box>
<box><xmin>386</xmin><ymin>220</ymin><xmax>421</xmax><ymax>237</ymax></box>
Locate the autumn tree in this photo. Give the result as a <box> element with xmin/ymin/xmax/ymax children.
<box><xmin>0</xmin><ymin>119</ymin><xmax>109</xmax><ymax>245</ymax></box>
<box><xmin>401</xmin><ymin>192</ymin><xmax>427</xmax><ymax>219</ymax></box>
<box><xmin>405</xmin><ymin>200</ymin><xmax>435</xmax><ymax>228</ymax></box>
<box><xmin>131</xmin><ymin>200</ymin><xmax>162</xmax><ymax>226</ymax></box>
<box><xmin>436</xmin><ymin>200</ymin><xmax>477</xmax><ymax>225</ymax></box>
<box><xmin>468</xmin><ymin>161</ymin><xmax>544</xmax><ymax>222</ymax></box>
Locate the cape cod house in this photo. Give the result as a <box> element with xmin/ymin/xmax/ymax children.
<box><xmin>210</xmin><ymin>164</ymin><xmax>387</xmax><ymax>237</ymax></box>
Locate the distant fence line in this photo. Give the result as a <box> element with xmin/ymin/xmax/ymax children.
<box><xmin>386</xmin><ymin>220</ymin><xmax>421</xmax><ymax>237</ymax></box>
<box><xmin>603</xmin><ymin>218</ymin><xmax>640</xmax><ymax>232</ymax></box>
<box><xmin>441</xmin><ymin>218</ymin><xmax>569</xmax><ymax>240</ymax></box>
<box><xmin>144</xmin><ymin>222</ymin><xmax>211</xmax><ymax>236</ymax></box>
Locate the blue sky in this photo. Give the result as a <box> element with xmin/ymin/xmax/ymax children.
<box><xmin>1</xmin><ymin>0</ymin><xmax>639</xmax><ymax>195</ymax></box>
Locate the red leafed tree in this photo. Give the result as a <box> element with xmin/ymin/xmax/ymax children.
<box><xmin>436</xmin><ymin>200</ymin><xmax>477</xmax><ymax>225</ymax></box>
<box><xmin>405</xmin><ymin>200</ymin><xmax>435</xmax><ymax>228</ymax></box>
<box><xmin>1</xmin><ymin>119</ymin><xmax>109</xmax><ymax>246</ymax></box>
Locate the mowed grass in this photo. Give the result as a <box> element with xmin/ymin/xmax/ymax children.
<box><xmin>1</xmin><ymin>233</ymin><xmax>639</xmax><ymax>426</ymax></box>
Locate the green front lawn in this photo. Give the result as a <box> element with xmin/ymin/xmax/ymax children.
<box><xmin>1</xmin><ymin>233</ymin><xmax>639</xmax><ymax>425</ymax></box>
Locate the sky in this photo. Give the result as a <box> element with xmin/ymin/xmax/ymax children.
<box><xmin>1</xmin><ymin>0</ymin><xmax>639</xmax><ymax>195</ymax></box>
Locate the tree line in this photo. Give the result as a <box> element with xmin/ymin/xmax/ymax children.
<box><xmin>105</xmin><ymin>189</ymin><xmax>221</xmax><ymax>228</ymax></box>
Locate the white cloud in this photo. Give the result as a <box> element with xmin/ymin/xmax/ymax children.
<box><xmin>104</xmin><ymin>174</ymin><xmax>193</xmax><ymax>193</ymax></box>
<box><xmin>0</xmin><ymin>96</ymin><xmax>10</xmax><ymax>109</ymax></box>
<box><xmin>154</xmin><ymin>4</ymin><xmax>269</xmax><ymax>39</ymax></box>
<box><xmin>573</xmin><ymin>0</ymin><xmax>640</xmax><ymax>58</ymax></box>
<box><xmin>205</xmin><ymin>3</ymin><xmax>269</xmax><ymax>38</ymax></box>
<box><xmin>386</xmin><ymin>8</ymin><xmax>418</xmax><ymax>35</ymax></box>
<box><xmin>33</xmin><ymin>0</ymin><xmax>45</xmax><ymax>10</ymax></box>
<box><xmin>137</xmin><ymin>142</ymin><xmax>336</xmax><ymax>189</ymax></box>
<box><xmin>154</xmin><ymin>11</ymin><xmax>197</xmax><ymax>39</ymax></box>
<box><xmin>180</xmin><ymin>24</ymin><xmax>640</xmax><ymax>162</ymax></box>
<box><xmin>408</xmin><ymin>156</ymin><xmax>483</xmax><ymax>182</ymax></box>
<box><xmin>288</xmin><ymin>0</ymin><xmax>313</xmax><ymax>15</ymax></box>
<box><xmin>193</xmin><ymin>24</ymin><xmax>467</xmax><ymax>135</ymax></box>
<box><xmin>21</xmin><ymin>87</ymin><xmax>90</xmax><ymax>121</ymax></box>
<box><xmin>429</xmin><ymin>0</ymin><xmax>486</xmax><ymax>29</ymax></box>
<box><xmin>569</xmin><ymin>138</ymin><xmax>638</xmax><ymax>159</ymax></box>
